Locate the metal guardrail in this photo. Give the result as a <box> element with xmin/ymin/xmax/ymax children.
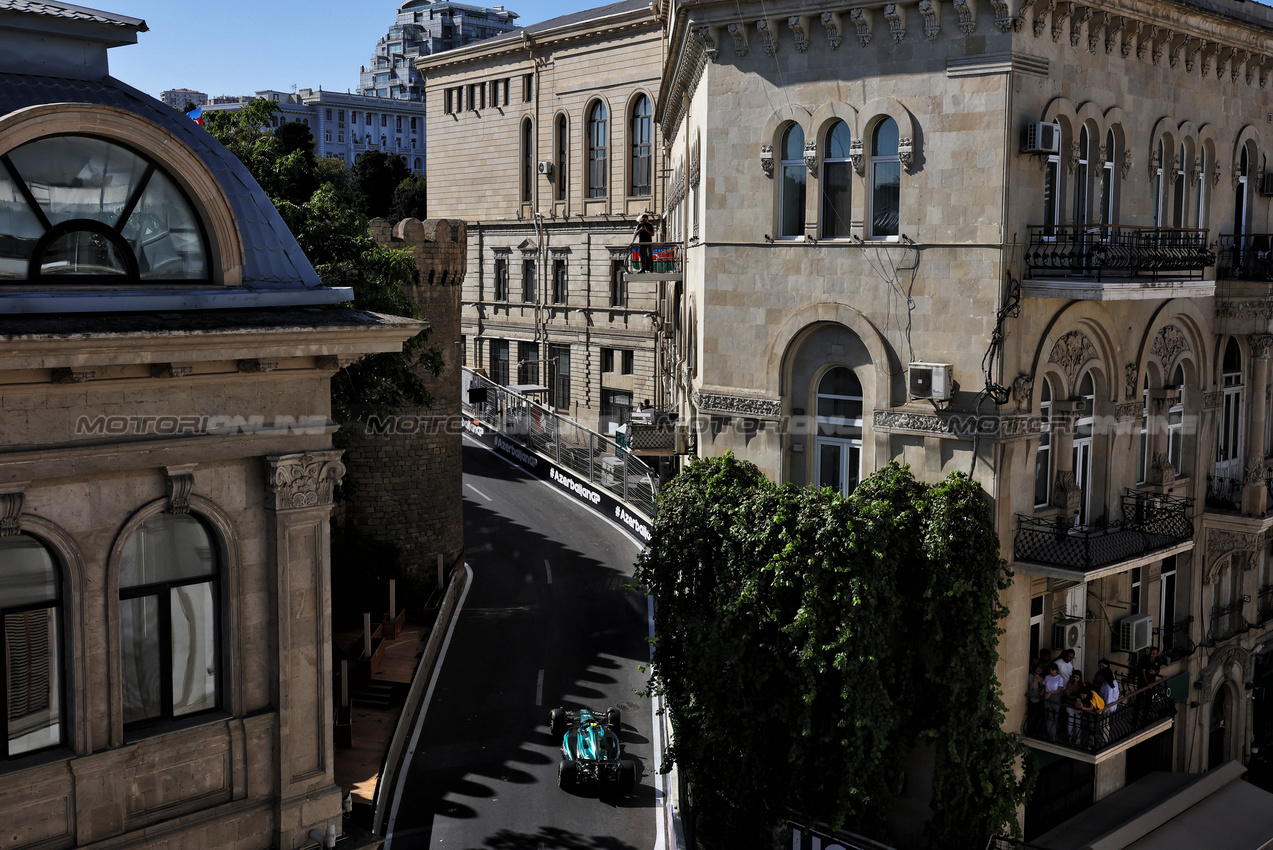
<box><xmin>1157</xmin><ymin>616</ymin><xmax>1196</xmax><ymax>663</ymax></box>
<box><xmin>1022</xmin><ymin>675</ymin><xmax>1175</xmax><ymax>755</ymax></box>
<box><xmin>1025</xmin><ymin>224</ymin><xmax>1213</xmax><ymax>281</ymax></box>
<box><xmin>627</xmin><ymin>242</ymin><xmax>682</xmax><ymax>275</ymax></box>
<box><xmin>1217</xmin><ymin>233</ymin><xmax>1273</xmax><ymax>280</ymax></box>
<box><xmin>1014</xmin><ymin>490</ymin><xmax>1193</xmax><ymax>572</ymax></box>
<box><xmin>462</xmin><ymin>368</ymin><xmax>658</xmax><ymax>520</ymax></box>
<box><xmin>1207</xmin><ymin>597</ymin><xmax>1252</xmax><ymax>644</ymax></box>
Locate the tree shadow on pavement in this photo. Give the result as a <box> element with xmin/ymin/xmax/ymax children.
<box><xmin>482</xmin><ymin>826</ymin><xmax>640</xmax><ymax>850</ymax></box>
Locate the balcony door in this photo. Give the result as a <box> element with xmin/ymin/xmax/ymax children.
<box><xmin>1073</xmin><ymin>372</ymin><xmax>1095</xmax><ymax>525</ymax></box>
<box><xmin>1216</xmin><ymin>339</ymin><xmax>1244</xmax><ymax>484</ymax></box>
<box><xmin>814</xmin><ymin>367</ymin><xmax>862</xmax><ymax>496</ymax></box>
<box><xmin>816</xmin><ymin>439</ymin><xmax>860</xmax><ymax>497</ymax></box>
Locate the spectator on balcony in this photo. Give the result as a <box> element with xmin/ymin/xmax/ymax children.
<box><xmin>1099</xmin><ymin>671</ymin><xmax>1120</xmax><ymax>714</ymax></box>
<box><xmin>1064</xmin><ymin>670</ymin><xmax>1086</xmax><ymax>741</ymax></box>
<box><xmin>1055</xmin><ymin>648</ymin><xmax>1075</xmax><ymax>682</ymax></box>
<box><xmin>1137</xmin><ymin>646</ymin><xmax>1162</xmax><ymax>689</ymax></box>
<box><xmin>1043</xmin><ymin>662</ymin><xmax>1066</xmax><ymax>741</ymax></box>
<box><xmin>1073</xmin><ymin>685</ymin><xmax>1105</xmax><ymax>748</ymax></box>
<box><xmin>1026</xmin><ymin>661</ymin><xmax>1047</xmax><ymax>735</ymax></box>
<box><xmin>631</xmin><ymin>214</ymin><xmax>655</xmax><ymax>272</ymax></box>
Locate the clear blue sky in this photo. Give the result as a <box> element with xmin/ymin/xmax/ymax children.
<box><xmin>105</xmin><ymin>0</ymin><xmax>580</xmax><ymax>99</ymax></box>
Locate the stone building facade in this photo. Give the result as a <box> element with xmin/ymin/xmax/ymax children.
<box><xmin>418</xmin><ymin>0</ymin><xmax>667</xmax><ymax>434</ymax></box>
<box><xmin>340</xmin><ymin>218</ymin><xmax>468</xmax><ymax>578</ymax></box>
<box><xmin>0</xmin><ymin>3</ymin><xmax>419</xmax><ymax>848</ymax></box>
<box><xmin>657</xmin><ymin>0</ymin><xmax>1273</xmax><ymax>839</ymax></box>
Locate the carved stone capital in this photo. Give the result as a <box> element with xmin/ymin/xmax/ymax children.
<box><xmin>851</xmin><ymin>8</ymin><xmax>873</xmax><ymax>45</ymax></box>
<box><xmin>1011</xmin><ymin>374</ymin><xmax>1034</xmax><ymax>411</ymax></box>
<box><xmin>952</xmin><ymin>0</ymin><xmax>976</xmax><ymax>35</ymax></box>
<box><xmin>1053</xmin><ymin>470</ymin><xmax>1082</xmax><ymax>511</ymax></box>
<box><xmin>884</xmin><ymin>3</ymin><xmax>905</xmax><ymax>43</ymax></box>
<box><xmin>898</xmin><ymin>137</ymin><xmax>914</xmax><ymax>171</ymax></box>
<box><xmin>1250</xmin><ymin>334</ymin><xmax>1273</xmax><ymax>359</ymax></box>
<box><xmin>727</xmin><ymin>21</ymin><xmax>749</xmax><ymax>56</ymax></box>
<box><xmin>1124</xmin><ymin>363</ymin><xmax>1138</xmax><ymax>400</ymax></box>
<box><xmin>919</xmin><ymin>0</ymin><xmax>940</xmax><ymax>40</ymax></box>
<box><xmin>165</xmin><ymin>463</ymin><xmax>197</xmax><ymax>515</ymax></box>
<box><xmin>265</xmin><ymin>451</ymin><xmax>346</xmax><ymax>512</ymax></box>
<box><xmin>0</xmin><ymin>486</ymin><xmax>25</xmax><ymax>538</ymax></box>
<box><xmin>804</xmin><ymin>140</ymin><xmax>818</xmax><ymax>172</ymax></box>
<box><xmin>760</xmin><ymin>144</ymin><xmax>774</xmax><ymax>177</ymax></box>
<box><xmin>788</xmin><ymin>15</ymin><xmax>809</xmax><ymax>52</ymax></box>
<box><xmin>820</xmin><ymin>10</ymin><xmax>843</xmax><ymax>49</ymax></box>
<box><xmin>1121</xmin><ymin>149</ymin><xmax>1133</xmax><ymax>180</ymax></box>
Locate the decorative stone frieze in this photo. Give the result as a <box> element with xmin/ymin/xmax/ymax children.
<box><xmin>884</xmin><ymin>3</ymin><xmax>905</xmax><ymax>43</ymax></box>
<box><xmin>919</xmin><ymin>0</ymin><xmax>940</xmax><ymax>40</ymax></box>
<box><xmin>727</xmin><ymin>21</ymin><xmax>748</xmax><ymax>56</ymax></box>
<box><xmin>165</xmin><ymin>464</ymin><xmax>196</xmax><ymax>515</ymax></box>
<box><xmin>696</xmin><ymin>391</ymin><xmax>782</xmax><ymax>419</ymax></box>
<box><xmin>820</xmin><ymin>10</ymin><xmax>843</xmax><ymax>49</ymax></box>
<box><xmin>691</xmin><ymin>25</ymin><xmax>719</xmax><ymax>62</ymax></box>
<box><xmin>1204</xmin><ymin>391</ymin><xmax>1224</xmax><ymax>410</ymax></box>
<box><xmin>756</xmin><ymin>18</ymin><xmax>778</xmax><ymax>55</ymax></box>
<box><xmin>1152</xmin><ymin>325</ymin><xmax>1188</xmax><ymax>373</ymax></box>
<box><xmin>0</xmin><ymin>487</ymin><xmax>24</xmax><ymax>538</ymax></box>
<box><xmin>265</xmin><ymin>451</ymin><xmax>346</xmax><ymax>511</ymax></box>
<box><xmin>952</xmin><ymin>0</ymin><xmax>976</xmax><ymax>35</ymax></box>
<box><xmin>1012</xmin><ymin>373</ymin><xmax>1034</xmax><ymax>411</ymax></box>
<box><xmin>1206</xmin><ymin>529</ymin><xmax>1258</xmax><ymax>582</ymax></box>
<box><xmin>1114</xmin><ymin>401</ymin><xmax>1144</xmax><ymax>421</ymax></box>
<box><xmin>871</xmin><ymin>409</ymin><xmax>1040</xmax><ymax>440</ymax></box>
<box><xmin>1048</xmin><ymin>330</ymin><xmax>1097</xmax><ymax>381</ymax></box>
<box><xmin>851</xmin><ymin>8</ymin><xmax>873</xmax><ymax>45</ymax></box>
<box><xmin>788</xmin><ymin>15</ymin><xmax>809</xmax><ymax>52</ymax></box>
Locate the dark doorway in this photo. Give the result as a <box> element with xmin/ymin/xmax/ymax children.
<box><xmin>1025</xmin><ymin>752</ymin><xmax>1094</xmax><ymax>841</ymax></box>
<box><xmin>1126</xmin><ymin>729</ymin><xmax>1174</xmax><ymax>785</ymax></box>
<box><xmin>1209</xmin><ymin>685</ymin><xmax>1231</xmax><ymax>769</ymax></box>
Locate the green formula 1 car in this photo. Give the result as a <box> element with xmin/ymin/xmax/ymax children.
<box><xmin>549</xmin><ymin>706</ymin><xmax>636</xmax><ymax>791</ymax></box>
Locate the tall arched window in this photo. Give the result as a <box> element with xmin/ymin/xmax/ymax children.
<box><xmin>1172</xmin><ymin>142</ymin><xmax>1188</xmax><ymax>228</ymax></box>
<box><xmin>778</xmin><ymin>124</ymin><xmax>806</xmax><ymax>238</ymax></box>
<box><xmin>629</xmin><ymin>95</ymin><xmax>651</xmax><ymax>197</ymax></box>
<box><xmin>1137</xmin><ymin>374</ymin><xmax>1150</xmax><ymax>484</ymax></box>
<box><xmin>1153</xmin><ymin>139</ymin><xmax>1165</xmax><ymax>227</ymax></box>
<box><xmin>1073</xmin><ymin>372</ymin><xmax>1095</xmax><ymax>525</ymax></box>
<box><xmin>1073</xmin><ymin>126</ymin><xmax>1089</xmax><ymax>227</ymax></box>
<box><xmin>1</xmin><ymin>533</ymin><xmax>63</xmax><ymax>759</ymax></box>
<box><xmin>1099</xmin><ymin>130</ymin><xmax>1116</xmax><ymax>229</ymax></box>
<box><xmin>1217</xmin><ymin>338</ymin><xmax>1244</xmax><ymax>485</ymax></box>
<box><xmin>520</xmin><ymin>118</ymin><xmax>533</xmax><ymax>204</ymax></box>
<box><xmin>0</xmin><ymin>135</ymin><xmax>209</xmax><ymax>282</ymax></box>
<box><xmin>1195</xmin><ymin>146</ymin><xmax>1209</xmax><ymax>228</ymax></box>
<box><xmin>120</xmin><ymin>513</ymin><xmax>220</xmax><ymax>728</ymax></box>
<box><xmin>1035</xmin><ymin>377</ymin><xmax>1053</xmax><ymax>507</ymax></box>
<box><xmin>814</xmin><ymin>367</ymin><xmax>863</xmax><ymax>496</ymax></box>
<box><xmin>1043</xmin><ymin>123</ymin><xmax>1061</xmax><ymax>236</ymax></box>
<box><xmin>820</xmin><ymin>121</ymin><xmax>852</xmax><ymax>239</ymax></box>
<box><xmin>556</xmin><ymin>114</ymin><xmax>568</xmax><ymax>202</ymax></box>
<box><xmin>587</xmin><ymin>102</ymin><xmax>608</xmax><ymax>198</ymax></box>
<box><xmin>1234</xmin><ymin>146</ymin><xmax>1250</xmax><ymax>237</ymax></box>
<box><xmin>1169</xmin><ymin>363</ymin><xmax>1185</xmax><ymax>473</ymax></box>
<box><xmin>869</xmin><ymin>118</ymin><xmax>900</xmax><ymax>239</ymax></box>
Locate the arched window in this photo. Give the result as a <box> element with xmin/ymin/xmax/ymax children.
<box><xmin>1153</xmin><ymin>139</ymin><xmax>1166</xmax><ymax>227</ymax></box>
<box><xmin>1099</xmin><ymin>129</ymin><xmax>1116</xmax><ymax>228</ymax></box>
<box><xmin>556</xmin><ymin>114</ymin><xmax>568</xmax><ymax>202</ymax></box>
<box><xmin>869</xmin><ymin>118</ymin><xmax>900</xmax><ymax>239</ymax></box>
<box><xmin>629</xmin><ymin>95</ymin><xmax>651</xmax><ymax>197</ymax></box>
<box><xmin>1234</xmin><ymin>146</ymin><xmax>1250</xmax><ymax>237</ymax></box>
<box><xmin>1043</xmin><ymin>122</ymin><xmax>1061</xmax><ymax>236</ymax></box>
<box><xmin>1073</xmin><ymin>126</ymin><xmax>1089</xmax><ymax>227</ymax></box>
<box><xmin>820</xmin><ymin>120</ymin><xmax>852</xmax><ymax>239</ymax></box>
<box><xmin>1035</xmin><ymin>377</ymin><xmax>1053</xmax><ymax>507</ymax></box>
<box><xmin>520</xmin><ymin>118</ymin><xmax>533</xmax><ymax>204</ymax></box>
<box><xmin>1137</xmin><ymin>374</ymin><xmax>1150</xmax><ymax>484</ymax></box>
<box><xmin>1169</xmin><ymin>363</ymin><xmax>1185</xmax><ymax>473</ymax></box>
<box><xmin>1172</xmin><ymin>142</ymin><xmax>1188</xmax><ymax>228</ymax></box>
<box><xmin>119</xmin><ymin>513</ymin><xmax>220</xmax><ymax>728</ymax></box>
<box><xmin>778</xmin><ymin>124</ymin><xmax>806</xmax><ymax>238</ymax></box>
<box><xmin>1073</xmin><ymin>372</ymin><xmax>1095</xmax><ymax>525</ymax></box>
<box><xmin>1195</xmin><ymin>146</ymin><xmax>1209</xmax><ymax>228</ymax></box>
<box><xmin>1</xmin><ymin>533</ymin><xmax>63</xmax><ymax>759</ymax></box>
<box><xmin>587</xmin><ymin>102</ymin><xmax>608</xmax><ymax>198</ymax></box>
<box><xmin>0</xmin><ymin>135</ymin><xmax>209</xmax><ymax>282</ymax></box>
<box><xmin>814</xmin><ymin>366</ymin><xmax>863</xmax><ymax>496</ymax></box>
<box><xmin>413</xmin><ymin>157</ymin><xmax>423</xmax><ymax>171</ymax></box>
<box><xmin>1217</xmin><ymin>338</ymin><xmax>1244</xmax><ymax>485</ymax></box>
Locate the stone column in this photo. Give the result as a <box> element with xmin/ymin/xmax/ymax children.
<box><xmin>1242</xmin><ymin>335</ymin><xmax>1273</xmax><ymax>516</ymax></box>
<box><xmin>265</xmin><ymin>450</ymin><xmax>346</xmax><ymax>849</ymax></box>
<box><xmin>1051</xmin><ymin>400</ymin><xmax>1082</xmax><ymax>519</ymax></box>
<box><xmin>1148</xmin><ymin>388</ymin><xmax>1181</xmax><ymax>486</ymax></box>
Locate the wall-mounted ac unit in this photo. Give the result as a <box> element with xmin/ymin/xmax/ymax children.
<box><xmin>1053</xmin><ymin>619</ymin><xmax>1085</xmax><ymax>652</ymax></box>
<box><xmin>1023</xmin><ymin>121</ymin><xmax>1060</xmax><ymax>155</ymax></box>
<box><xmin>1261</xmin><ymin>172</ymin><xmax>1273</xmax><ymax>196</ymax></box>
<box><xmin>537</xmin><ymin>160</ymin><xmax>553</xmax><ymax>175</ymax></box>
<box><xmin>908</xmin><ymin>362</ymin><xmax>953</xmax><ymax>401</ymax></box>
<box><xmin>1117</xmin><ymin>613</ymin><xmax>1154</xmax><ymax>653</ymax></box>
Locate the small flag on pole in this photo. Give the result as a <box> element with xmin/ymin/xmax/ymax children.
<box><xmin>188</xmin><ymin>106</ymin><xmax>204</xmax><ymax>126</ymax></box>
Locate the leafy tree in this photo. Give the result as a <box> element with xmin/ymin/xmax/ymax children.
<box><xmin>352</xmin><ymin>149</ymin><xmax>411</xmax><ymax>219</ymax></box>
<box><xmin>390</xmin><ymin>173</ymin><xmax>428</xmax><ymax>222</ymax></box>
<box><xmin>635</xmin><ymin>457</ymin><xmax>1031</xmax><ymax>849</ymax></box>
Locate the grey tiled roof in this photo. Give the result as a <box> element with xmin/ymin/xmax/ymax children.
<box><xmin>0</xmin><ymin>0</ymin><xmax>146</xmax><ymax>30</ymax></box>
<box><xmin>0</xmin><ymin>72</ymin><xmax>323</xmax><ymax>291</ymax></box>
<box><xmin>484</xmin><ymin>0</ymin><xmax>649</xmax><ymax>43</ymax></box>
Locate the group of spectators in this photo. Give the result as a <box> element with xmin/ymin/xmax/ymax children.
<box><xmin>1025</xmin><ymin>646</ymin><xmax>1166</xmax><ymax>747</ymax></box>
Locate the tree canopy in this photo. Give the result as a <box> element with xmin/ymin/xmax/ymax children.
<box><xmin>635</xmin><ymin>456</ymin><xmax>1031</xmax><ymax>849</ymax></box>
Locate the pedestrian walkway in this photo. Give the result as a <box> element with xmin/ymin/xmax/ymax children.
<box><xmin>334</xmin><ymin>622</ymin><xmax>429</xmax><ymax>808</ymax></box>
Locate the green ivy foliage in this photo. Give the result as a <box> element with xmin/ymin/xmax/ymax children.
<box><xmin>635</xmin><ymin>456</ymin><xmax>1031</xmax><ymax>848</ymax></box>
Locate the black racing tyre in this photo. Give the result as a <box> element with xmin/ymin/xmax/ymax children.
<box><xmin>618</xmin><ymin>760</ymin><xmax>636</xmax><ymax>791</ymax></box>
<box><xmin>550</xmin><ymin>707</ymin><xmax>566</xmax><ymax>737</ymax></box>
<box><xmin>558</xmin><ymin>759</ymin><xmax>578</xmax><ymax>789</ymax></box>
<box><xmin>606</xmin><ymin>707</ymin><xmax>621</xmax><ymax>729</ymax></box>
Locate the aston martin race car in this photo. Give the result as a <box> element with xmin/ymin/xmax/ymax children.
<box><xmin>549</xmin><ymin>706</ymin><xmax>636</xmax><ymax>791</ymax></box>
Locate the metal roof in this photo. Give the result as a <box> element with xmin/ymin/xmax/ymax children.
<box><xmin>0</xmin><ymin>0</ymin><xmax>146</xmax><ymax>30</ymax></box>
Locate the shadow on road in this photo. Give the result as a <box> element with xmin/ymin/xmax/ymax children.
<box><xmin>483</xmin><ymin>826</ymin><xmax>641</xmax><ymax>850</ymax></box>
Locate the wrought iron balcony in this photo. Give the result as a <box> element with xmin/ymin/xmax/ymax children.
<box><xmin>1260</xmin><ymin>585</ymin><xmax>1273</xmax><ymax>626</ymax></box>
<box><xmin>1157</xmin><ymin>616</ymin><xmax>1196</xmax><ymax>663</ymax></box>
<box><xmin>1014</xmin><ymin>490</ymin><xmax>1194</xmax><ymax>574</ymax></box>
<box><xmin>1207</xmin><ymin>598</ymin><xmax>1252</xmax><ymax>644</ymax></box>
<box><xmin>1216</xmin><ymin>234</ymin><xmax>1273</xmax><ymax>280</ymax></box>
<box><xmin>1025</xmin><ymin>224</ymin><xmax>1213</xmax><ymax>281</ymax></box>
<box><xmin>1205</xmin><ymin>469</ymin><xmax>1273</xmax><ymax>515</ymax></box>
<box><xmin>1022</xmin><ymin>675</ymin><xmax>1175</xmax><ymax>756</ymax></box>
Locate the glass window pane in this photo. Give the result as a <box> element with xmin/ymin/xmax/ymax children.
<box><xmin>122</xmin><ymin>170</ymin><xmax>207</xmax><ymax>280</ymax></box>
<box><xmin>821</xmin><ymin>161</ymin><xmax>851</xmax><ymax>239</ymax></box>
<box><xmin>872</xmin><ymin>161</ymin><xmax>900</xmax><ymax>237</ymax></box>
<box><xmin>0</xmin><ymin>535</ymin><xmax>57</xmax><ymax>607</ymax></box>
<box><xmin>827</xmin><ymin>121</ymin><xmax>851</xmax><ymax>159</ymax></box>
<box><xmin>39</xmin><ymin>230</ymin><xmax>130</xmax><ymax>277</ymax></box>
<box><xmin>781</xmin><ymin>165</ymin><xmax>806</xmax><ymax>237</ymax></box>
<box><xmin>0</xmin><ymin>167</ymin><xmax>42</xmax><ymax>280</ymax></box>
<box><xmin>781</xmin><ymin>125</ymin><xmax>804</xmax><ymax>161</ymax></box>
<box><xmin>819</xmin><ymin>367</ymin><xmax>862</xmax><ymax>397</ymax></box>
<box><xmin>121</xmin><ymin>596</ymin><xmax>162</xmax><ymax>725</ymax></box>
<box><xmin>872</xmin><ymin>118</ymin><xmax>898</xmax><ymax>157</ymax></box>
<box><xmin>5</xmin><ymin>607</ymin><xmax>61</xmax><ymax>756</ymax></box>
<box><xmin>120</xmin><ymin>514</ymin><xmax>216</xmax><ymax>588</ymax></box>
<box><xmin>819</xmin><ymin>443</ymin><xmax>842</xmax><ymax>492</ymax></box>
<box><xmin>1034</xmin><ymin>446</ymin><xmax>1051</xmax><ymax>505</ymax></box>
<box><xmin>171</xmin><ymin>582</ymin><xmax>217</xmax><ymax>717</ymax></box>
<box><xmin>8</xmin><ymin>136</ymin><xmax>148</xmax><ymax>228</ymax></box>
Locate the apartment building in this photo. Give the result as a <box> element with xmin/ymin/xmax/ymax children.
<box><xmin>657</xmin><ymin>0</ymin><xmax>1273</xmax><ymax>840</ymax></box>
<box><xmin>419</xmin><ymin>0</ymin><xmax>667</xmax><ymax>435</ymax></box>
<box><xmin>159</xmin><ymin>87</ymin><xmax>206</xmax><ymax>109</ymax></box>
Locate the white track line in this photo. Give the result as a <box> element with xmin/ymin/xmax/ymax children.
<box><xmin>464</xmin><ymin>481</ymin><xmax>492</xmax><ymax>501</ymax></box>
<box><xmin>536</xmin><ymin>669</ymin><xmax>545</xmax><ymax>706</ymax></box>
<box><xmin>544</xmin><ymin>559</ymin><xmax>552</xmax><ymax>584</ymax></box>
<box><xmin>383</xmin><ymin>562</ymin><xmax>474</xmax><ymax>849</ymax></box>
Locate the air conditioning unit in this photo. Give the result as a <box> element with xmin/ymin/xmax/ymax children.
<box><xmin>1117</xmin><ymin>613</ymin><xmax>1154</xmax><ymax>653</ymax></box>
<box><xmin>1053</xmin><ymin>619</ymin><xmax>1085</xmax><ymax>653</ymax></box>
<box><xmin>1261</xmin><ymin>172</ymin><xmax>1273</xmax><ymax>196</ymax></box>
<box><xmin>908</xmin><ymin>362</ymin><xmax>953</xmax><ymax>401</ymax></box>
<box><xmin>537</xmin><ymin>160</ymin><xmax>553</xmax><ymax>175</ymax></box>
<box><xmin>1023</xmin><ymin>121</ymin><xmax>1060</xmax><ymax>155</ymax></box>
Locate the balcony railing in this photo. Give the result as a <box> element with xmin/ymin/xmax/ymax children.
<box><xmin>627</xmin><ymin>242</ymin><xmax>682</xmax><ymax>275</ymax></box>
<box><xmin>1014</xmin><ymin>489</ymin><xmax>1194</xmax><ymax>573</ymax></box>
<box><xmin>1207</xmin><ymin>597</ymin><xmax>1252</xmax><ymax>644</ymax></box>
<box><xmin>1023</xmin><ymin>675</ymin><xmax>1176</xmax><ymax>755</ymax></box>
<box><xmin>1216</xmin><ymin>234</ymin><xmax>1273</xmax><ymax>280</ymax></box>
<box><xmin>1259</xmin><ymin>585</ymin><xmax>1273</xmax><ymax>626</ymax></box>
<box><xmin>1025</xmin><ymin>224</ymin><xmax>1213</xmax><ymax>281</ymax></box>
<box><xmin>1157</xmin><ymin>616</ymin><xmax>1196</xmax><ymax>663</ymax></box>
<box><xmin>1205</xmin><ymin>469</ymin><xmax>1273</xmax><ymax>514</ymax></box>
